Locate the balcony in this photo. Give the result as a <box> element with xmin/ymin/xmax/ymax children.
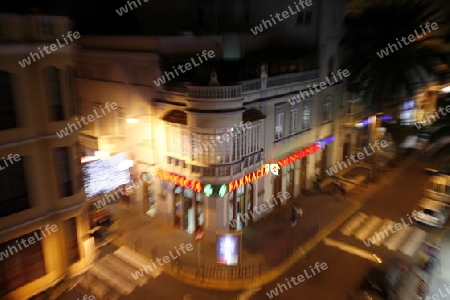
<box><xmin>165</xmin><ymin>69</ymin><xmax>320</xmax><ymax>100</ymax></box>
<box><xmin>186</xmin><ymin>85</ymin><xmax>242</xmax><ymax>99</ymax></box>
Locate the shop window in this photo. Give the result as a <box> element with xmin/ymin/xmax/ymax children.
<box><xmin>0</xmin><ymin>231</ymin><xmax>46</xmax><ymax>296</ymax></box>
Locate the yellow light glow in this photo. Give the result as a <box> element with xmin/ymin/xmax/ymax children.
<box><xmin>126</xmin><ymin>118</ymin><xmax>140</xmax><ymax>124</ymax></box>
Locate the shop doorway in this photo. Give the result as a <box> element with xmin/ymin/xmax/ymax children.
<box><xmin>228</xmin><ymin>183</ymin><xmax>253</xmax><ymax>231</ymax></box>
<box><xmin>174</xmin><ymin>186</ymin><xmax>182</xmax><ymax>228</ymax></box>
<box><xmin>286</xmin><ymin>163</ymin><xmax>295</xmax><ymax>197</ymax></box>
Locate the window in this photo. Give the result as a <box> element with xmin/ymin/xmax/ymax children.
<box><xmin>297</xmin><ymin>11</ymin><xmax>312</xmax><ymax>25</ymax></box>
<box><xmin>323</xmin><ymin>96</ymin><xmax>332</xmax><ymax>122</ymax></box>
<box><xmin>65</xmin><ymin>218</ymin><xmax>80</xmax><ymax>265</ymax></box>
<box><xmin>275</xmin><ymin>104</ymin><xmax>285</xmax><ymax>140</ymax></box>
<box><xmin>0</xmin><ymin>158</ymin><xmax>29</xmax><ymax>217</ymax></box>
<box><xmin>289</xmin><ymin>108</ymin><xmax>299</xmax><ymax>135</ymax></box>
<box><xmin>44</xmin><ymin>67</ymin><xmax>64</xmax><ymax>121</ymax></box>
<box><xmin>65</xmin><ymin>66</ymin><xmax>76</xmax><ymax>117</ymax></box>
<box><xmin>54</xmin><ymin>147</ymin><xmax>73</xmax><ymax>198</ymax></box>
<box><xmin>0</xmin><ymin>231</ymin><xmax>46</xmax><ymax>297</ymax></box>
<box><xmin>0</xmin><ymin>71</ymin><xmax>17</xmax><ymax>130</ymax></box>
<box><xmin>37</xmin><ymin>19</ymin><xmax>54</xmax><ymax>36</ymax></box>
<box><xmin>302</xmin><ymin>101</ymin><xmax>311</xmax><ymax>130</ymax></box>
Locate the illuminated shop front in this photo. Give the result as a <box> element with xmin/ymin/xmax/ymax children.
<box><xmin>156</xmin><ymin>169</ymin><xmax>203</xmax><ymax>234</ymax></box>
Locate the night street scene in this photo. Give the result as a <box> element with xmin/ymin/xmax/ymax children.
<box><xmin>2</xmin><ymin>0</ymin><xmax>450</xmax><ymax>299</ymax></box>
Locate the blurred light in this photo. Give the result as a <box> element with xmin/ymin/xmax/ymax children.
<box><xmin>118</xmin><ymin>159</ymin><xmax>134</xmax><ymax>171</ymax></box>
<box><xmin>95</xmin><ymin>151</ymin><xmax>110</xmax><ymax>159</ymax></box>
<box><xmin>441</xmin><ymin>86</ymin><xmax>450</xmax><ymax>93</ymax></box>
<box><xmin>126</xmin><ymin>118</ymin><xmax>140</xmax><ymax>124</ymax></box>
<box><xmin>373</xmin><ymin>254</ymin><xmax>382</xmax><ymax>264</ymax></box>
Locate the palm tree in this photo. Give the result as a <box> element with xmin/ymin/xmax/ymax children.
<box><xmin>341</xmin><ymin>0</ymin><xmax>449</xmax><ymax>112</ymax></box>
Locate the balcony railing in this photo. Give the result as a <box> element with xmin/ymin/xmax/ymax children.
<box><xmin>186</xmin><ymin>85</ymin><xmax>242</xmax><ymax>99</ymax></box>
<box><xmin>168</xmin><ymin>69</ymin><xmax>320</xmax><ymax>100</ymax></box>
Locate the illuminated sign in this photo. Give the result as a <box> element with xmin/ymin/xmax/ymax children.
<box><xmin>265</xmin><ymin>163</ymin><xmax>281</xmax><ymax>176</ymax></box>
<box><xmin>276</xmin><ymin>144</ymin><xmax>321</xmax><ymax>168</ymax></box>
<box><xmin>216</xmin><ymin>233</ymin><xmax>241</xmax><ymax>265</ymax></box>
<box><xmin>204</xmin><ymin>184</ymin><xmax>214</xmax><ymax>197</ymax></box>
<box><xmin>227</xmin><ymin>143</ymin><xmax>322</xmax><ymax>193</ymax></box>
<box><xmin>218</xmin><ymin>184</ymin><xmax>227</xmax><ymax>197</ymax></box>
<box><xmin>156</xmin><ymin>169</ymin><xmax>202</xmax><ymax>193</ymax></box>
<box><xmin>228</xmin><ymin>166</ymin><xmax>269</xmax><ymax>193</ymax></box>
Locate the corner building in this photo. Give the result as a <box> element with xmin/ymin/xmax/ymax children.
<box><xmin>151</xmin><ymin>0</ymin><xmax>346</xmax><ymax>240</ymax></box>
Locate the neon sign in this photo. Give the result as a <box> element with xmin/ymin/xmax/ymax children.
<box><xmin>228</xmin><ymin>166</ymin><xmax>268</xmax><ymax>193</ymax></box>
<box><xmin>156</xmin><ymin>169</ymin><xmax>202</xmax><ymax>193</ymax></box>
<box><xmin>227</xmin><ymin>143</ymin><xmax>322</xmax><ymax>193</ymax></box>
<box><xmin>276</xmin><ymin>144</ymin><xmax>321</xmax><ymax>168</ymax></box>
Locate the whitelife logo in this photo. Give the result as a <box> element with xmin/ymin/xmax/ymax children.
<box><xmin>376</xmin><ymin>22</ymin><xmax>439</xmax><ymax>58</ymax></box>
<box><xmin>0</xmin><ymin>224</ymin><xmax>58</xmax><ymax>261</ymax></box>
<box><xmin>363</xmin><ymin>211</ymin><xmax>422</xmax><ymax>247</ymax></box>
<box><xmin>153</xmin><ymin>50</ymin><xmax>215</xmax><ymax>87</ymax></box>
<box><xmin>18</xmin><ymin>31</ymin><xmax>80</xmax><ymax>68</ymax></box>
<box><xmin>325</xmin><ymin>140</ymin><xmax>388</xmax><ymax>176</ymax></box>
<box><xmin>266</xmin><ymin>262</ymin><xmax>328</xmax><ymax>298</ymax></box>
<box><xmin>250</xmin><ymin>0</ymin><xmax>313</xmax><ymax>35</ymax></box>
<box><xmin>130</xmin><ymin>243</ymin><xmax>193</xmax><ymax>280</ymax></box>
<box><xmin>55</xmin><ymin>102</ymin><xmax>118</xmax><ymax>138</ymax></box>
<box><xmin>288</xmin><ymin>69</ymin><xmax>350</xmax><ymax>105</ymax></box>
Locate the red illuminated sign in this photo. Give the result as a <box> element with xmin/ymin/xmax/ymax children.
<box><xmin>227</xmin><ymin>143</ymin><xmax>321</xmax><ymax>193</ymax></box>
<box><xmin>156</xmin><ymin>170</ymin><xmax>203</xmax><ymax>193</ymax></box>
<box><xmin>228</xmin><ymin>166</ymin><xmax>269</xmax><ymax>193</ymax></box>
<box><xmin>276</xmin><ymin>144</ymin><xmax>321</xmax><ymax>167</ymax></box>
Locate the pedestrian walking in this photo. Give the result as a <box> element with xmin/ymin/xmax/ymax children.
<box><xmin>290</xmin><ymin>203</ymin><xmax>303</xmax><ymax>227</ymax></box>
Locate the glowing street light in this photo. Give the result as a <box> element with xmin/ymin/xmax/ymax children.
<box><xmin>126</xmin><ymin>118</ymin><xmax>140</xmax><ymax>124</ymax></box>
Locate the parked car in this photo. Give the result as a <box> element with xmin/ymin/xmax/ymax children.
<box><xmin>423</xmin><ymin>174</ymin><xmax>450</xmax><ymax>203</ymax></box>
<box><xmin>350</xmin><ymin>258</ymin><xmax>405</xmax><ymax>300</ymax></box>
<box><xmin>413</xmin><ymin>197</ymin><xmax>449</xmax><ymax>228</ymax></box>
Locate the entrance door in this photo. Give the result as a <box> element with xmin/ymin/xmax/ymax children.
<box><xmin>174</xmin><ymin>186</ymin><xmax>182</xmax><ymax>228</ymax></box>
<box><xmin>183</xmin><ymin>189</ymin><xmax>194</xmax><ymax>233</ymax></box>
<box><xmin>286</xmin><ymin>163</ymin><xmax>294</xmax><ymax>198</ymax></box>
<box><xmin>246</xmin><ymin>184</ymin><xmax>254</xmax><ymax>225</ymax></box>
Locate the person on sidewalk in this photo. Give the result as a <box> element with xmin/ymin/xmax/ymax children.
<box><xmin>290</xmin><ymin>203</ymin><xmax>303</xmax><ymax>227</ymax></box>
